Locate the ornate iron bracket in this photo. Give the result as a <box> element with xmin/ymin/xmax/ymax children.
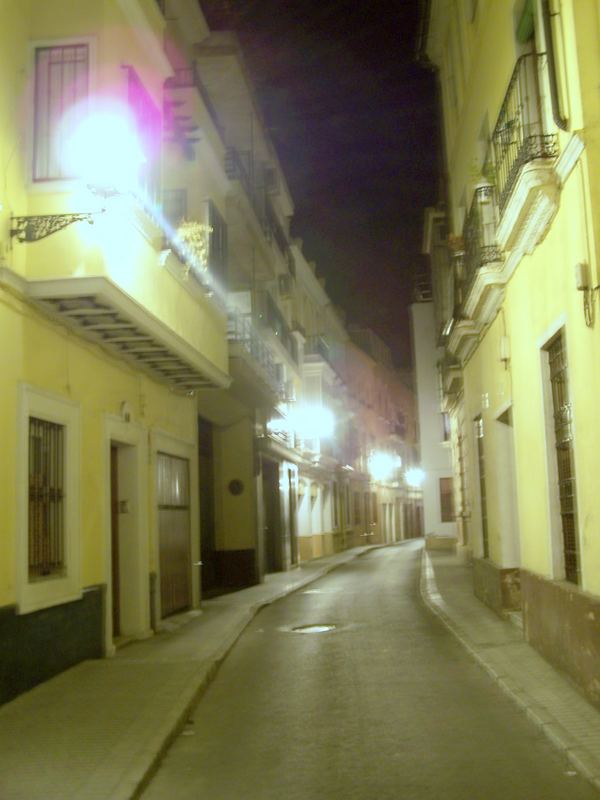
<box><xmin>10</xmin><ymin>211</ymin><xmax>103</xmax><ymax>243</ymax></box>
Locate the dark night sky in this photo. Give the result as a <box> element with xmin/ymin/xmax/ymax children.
<box><xmin>201</xmin><ymin>0</ymin><xmax>440</xmax><ymax>366</ymax></box>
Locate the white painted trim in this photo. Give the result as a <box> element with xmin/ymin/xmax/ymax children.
<box><xmin>555</xmin><ymin>133</ymin><xmax>585</xmax><ymax>187</ymax></box>
<box><xmin>17</xmin><ymin>385</ymin><xmax>82</xmax><ymax>614</ymax></box>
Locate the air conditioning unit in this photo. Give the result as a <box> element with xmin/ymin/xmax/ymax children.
<box><xmin>279</xmin><ymin>273</ymin><xmax>293</xmax><ymax>298</ymax></box>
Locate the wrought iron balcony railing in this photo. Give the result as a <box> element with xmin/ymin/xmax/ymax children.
<box><xmin>165</xmin><ymin>65</ymin><xmax>223</xmax><ymax>139</ymax></box>
<box><xmin>490</xmin><ymin>52</ymin><xmax>559</xmax><ymax>212</ymax></box>
<box><xmin>227</xmin><ymin>312</ymin><xmax>281</xmax><ymax>394</ymax></box>
<box><xmin>462</xmin><ymin>185</ymin><xmax>503</xmax><ymax>290</ymax></box>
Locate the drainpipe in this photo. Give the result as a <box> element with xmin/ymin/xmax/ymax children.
<box><xmin>541</xmin><ymin>0</ymin><xmax>568</xmax><ymax>131</ymax></box>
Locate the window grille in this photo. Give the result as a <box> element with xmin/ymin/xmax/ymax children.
<box><xmin>33</xmin><ymin>44</ymin><xmax>89</xmax><ymax>181</ymax></box>
<box><xmin>475</xmin><ymin>416</ymin><xmax>489</xmax><ymax>557</ymax></box>
<box><xmin>28</xmin><ymin>418</ymin><xmax>65</xmax><ymax>578</ymax></box>
<box><xmin>440</xmin><ymin>477</ymin><xmax>455</xmax><ymax>522</ymax></box>
<box><xmin>547</xmin><ymin>333</ymin><xmax>579</xmax><ymax>583</ymax></box>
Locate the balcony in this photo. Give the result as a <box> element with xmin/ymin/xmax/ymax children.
<box><xmin>227</xmin><ymin>312</ymin><xmax>282</xmax><ymax>406</ymax></box>
<box><xmin>256</xmin><ymin>291</ymin><xmax>299</xmax><ymax>365</ymax></box>
<box><xmin>460</xmin><ymin>185</ymin><xmax>505</xmax><ymax>324</ymax></box>
<box><xmin>490</xmin><ymin>53</ymin><xmax>560</xmax><ymax>254</ymax></box>
<box><xmin>439</xmin><ymin>356</ymin><xmax>463</xmax><ymax>412</ymax></box>
<box><xmin>165</xmin><ymin>65</ymin><xmax>223</xmax><ymax>140</ymax></box>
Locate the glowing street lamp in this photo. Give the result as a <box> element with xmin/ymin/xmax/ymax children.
<box><xmin>368</xmin><ymin>451</ymin><xmax>402</xmax><ymax>482</ymax></box>
<box><xmin>10</xmin><ymin>100</ymin><xmax>146</xmax><ymax>243</ymax></box>
<box><xmin>405</xmin><ymin>467</ymin><xmax>425</xmax><ymax>488</ymax></box>
<box><xmin>291</xmin><ymin>404</ymin><xmax>335</xmax><ymax>440</ymax></box>
<box><xmin>62</xmin><ymin>102</ymin><xmax>146</xmax><ymax>196</ymax></box>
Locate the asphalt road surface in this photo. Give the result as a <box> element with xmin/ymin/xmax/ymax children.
<box><xmin>142</xmin><ymin>542</ymin><xmax>598</xmax><ymax>799</ymax></box>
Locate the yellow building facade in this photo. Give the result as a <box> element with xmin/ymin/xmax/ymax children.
<box><xmin>1</xmin><ymin>0</ymin><xmax>418</xmax><ymax>702</ymax></box>
<box><xmin>422</xmin><ymin>0</ymin><xmax>600</xmax><ymax>704</ymax></box>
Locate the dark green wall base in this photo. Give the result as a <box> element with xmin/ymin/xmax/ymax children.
<box><xmin>0</xmin><ymin>586</ymin><xmax>104</xmax><ymax>705</ymax></box>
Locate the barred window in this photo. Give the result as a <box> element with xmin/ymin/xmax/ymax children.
<box><xmin>33</xmin><ymin>44</ymin><xmax>89</xmax><ymax>181</ymax></box>
<box><xmin>475</xmin><ymin>416</ymin><xmax>489</xmax><ymax>558</ymax></box>
<box><xmin>29</xmin><ymin>418</ymin><xmax>65</xmax><ymax>579</ymax></box>
<box><xmin>547</xmin><ymin>332</ymin><xmax>579</xmax><ymax>584</ymax></box>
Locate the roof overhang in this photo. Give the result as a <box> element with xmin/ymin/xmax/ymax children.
<box><xmin>16</xmin><ymin>274</ymin><xmax>231</xmax><ymax>393</ymax></box>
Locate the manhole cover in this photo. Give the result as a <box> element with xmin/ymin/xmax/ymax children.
<box><xmin>291</xmin><ymin>624</ymin><xmax>336</xmax><ymax>634</ymax></box>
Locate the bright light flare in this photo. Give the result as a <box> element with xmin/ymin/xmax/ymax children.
<box><xmin>61</xmin><ymin>102</ymin><xmax>145</xmax><ymax>194</ymax></box>
<box><xmin>291</xmin><ymin>405</ymin><xmax>335</xmax><ymax>440</ymax></box>
<box><xmin>405</xmin><ymin>467</ymin><xmax>426</xmax><ymax>488</ymax></box>
<box><xmin>368</xmin><ymin>451</ymin><xmax>401</xmax><ymax>482</ymax></box>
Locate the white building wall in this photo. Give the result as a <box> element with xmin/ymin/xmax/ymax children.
<box><xmin>410</xmin><ymin>301</ymin><xmax>457</xmax><ymax>539</ymax></box>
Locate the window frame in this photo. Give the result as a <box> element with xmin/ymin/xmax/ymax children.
<box><xmin>28</xmin><ymin>36</ymin><xmax>96</xmax><ymax>192</ymax></box>
<box><xmin>18</xmin><ymin>385</ymin><xmax>81</xmax><ymax>614</ymax></box>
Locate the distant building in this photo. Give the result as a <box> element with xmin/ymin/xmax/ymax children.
<box><xmin>410</xmin><ymin>218</ymin><xmax>457</xmax><ymax>547</ymax></box>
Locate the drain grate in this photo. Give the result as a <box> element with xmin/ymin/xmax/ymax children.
<box><xmin>291</xmin><ymin>624</ymin><xmax>336</xmax><ymax>634</ymax></box>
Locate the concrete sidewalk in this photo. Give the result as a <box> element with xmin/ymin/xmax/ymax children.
<box><xmin>0</xmin><ymin>546</ymin><xmax>375</xmax><ymax>800</ymax></box>
<box><xmin>421</xmin><ymin>547</ymin><xmax>600</xmax><ymax>792</ymax></box>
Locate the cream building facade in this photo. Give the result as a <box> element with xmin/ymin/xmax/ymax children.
<box><xmin>421</xmin><ymin>0</ymin><xmax>600</xmax><ymax>705</ymax></box>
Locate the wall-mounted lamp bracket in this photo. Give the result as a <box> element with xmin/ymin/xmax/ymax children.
<box><xmin>575</xmin><ymin>262</ymin><xmax>599</xmax><ymax>328</ymax></box>
<box><xmin>10</xmin><ymin>211</ymin><xmax>103</xmax><ymax>243</ymax></box>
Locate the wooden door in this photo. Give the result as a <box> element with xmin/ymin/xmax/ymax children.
<box><xmin>157</xmin><ymin>453</ymin><xmax>191</xmax><ymax>617</ymax></box>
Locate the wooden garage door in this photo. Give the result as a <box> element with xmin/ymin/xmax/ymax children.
<box><xmin>157</xmin><ymin>453</ymin><xmax>191</xmax><ymax>618</ymax></box>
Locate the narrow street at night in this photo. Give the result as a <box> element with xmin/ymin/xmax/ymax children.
<box><xmin>142</xmin><ymin>543</ymin><xmax>598</xmax><ymax>800</ymax></box>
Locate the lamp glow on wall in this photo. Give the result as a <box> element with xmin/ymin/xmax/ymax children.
<box><xmin>292</xmin><ymin>405</ymin><xmax>335</xmax><ymax>441</ymax></box>
<box><xmin>61</xmin><ymin>101</ymin><xmax>146</xmax><ymax>196</ymax></box>
<box><xmin>10</xmin><ymin>100</ymin><xmax>146</xmax><ymax>244</ymax></box>
<box><xmin>405</xmin><ymin>467</ymin><xmax>425</xmax><ymax>488</ymax></box>
<box><xmin>368</xmin><ymin>451</ymin><xmax>402</xmax><ymax>483</ymax></box>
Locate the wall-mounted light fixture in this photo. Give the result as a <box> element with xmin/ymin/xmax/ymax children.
<box><xmin>575</xmin><ymin>261</ymin><xmax>598</xmax><ymax>328</ymax></box>
<box><xmin>11</xmin><ymin>103</ymin><xmax>145</xmax><ymax>245</ymax></box>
